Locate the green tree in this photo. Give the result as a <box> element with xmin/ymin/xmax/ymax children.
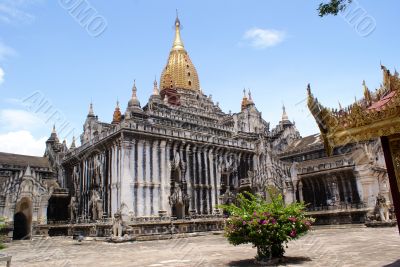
<box><xmin>318</xmin><ymin>0</ymin><xmax>353</xmax><ymax>16</ymax></box>
<box><xmin>220</xmin><ymin>192</ymin><xmax>313</xmax><ymax>262</ymax></box>
<box><xmin>0</xmin><ymin>217</ymin><xmax>5</xmax><ymax>250</ymax></box>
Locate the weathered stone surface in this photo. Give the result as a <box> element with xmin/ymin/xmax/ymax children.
<box><xmin>2</xmin><ymin>227</ymin><xmax>400</xmax><ymax>266</ymax></box>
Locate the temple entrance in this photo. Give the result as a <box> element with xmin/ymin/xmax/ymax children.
<box><xmin>47</xmin><ymin>196</ymin><xmax>69</xmax><ymax>223</ymax></box>
<box><xmin>13</xmin><ymin>197</ymin><xmax>32</xmax><ymax>240</ymax></box>
<box><xmin>174</xmin><ymin>202</ymin><xmax>185</xmax><ymax>219</ymax></box>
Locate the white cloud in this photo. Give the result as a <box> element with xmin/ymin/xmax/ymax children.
<box><xmin>243</xmin><ymin>28</ymin><xmax>286</xmax><ymax>49</ymax></box>
<box><xmin>0</xmin><ymin>130</ymin><xmax>46</xmax><ymax>156</ymax></box>
<box><xmin>0</xmin><ymin>67</ymin><xmax>4</xmax><ymax>85</ymax></box>
<box><xmin>0</xmin><ymin>0</ymin><xmax>42</xmax><ymax>24</ymax></box>
<box><xmin>0</xmin><ymin>109</ymin><xmax>45</xmax><ymax>131</ymax></box>
<box><xmin>0</xmin><ymin>42</ymin><xmax>16</xmax><ymax>61</ymax></box>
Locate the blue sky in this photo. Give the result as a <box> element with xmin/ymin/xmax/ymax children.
<box><xmin>0</xmin><ymin>0</ymin><xmax>399</xmax><ymax>156</ymax></box>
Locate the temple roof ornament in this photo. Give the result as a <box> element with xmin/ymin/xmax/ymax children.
<box><xmin>70</xmin><ymin>136</ymin><xmax>76</xmax><ymax>149</ymax></box>
<box><xmin>248</xmin><ymin>90</ymin><xmax>254</xmax><ymax>105</ymax></box>
<box><xmin>47</xmin><ymin>125</ymin><xmax>59</xmax><ymax>143</ymax></box>
<box><xmin>88</xmin><ymin>102</ymin><xmax>95</xmax><ymax>117</ymax></box>
<box><xmin>307</xmin><ymin>65</ymin><xmax>400</xmax><ymax>156</ymax></box>
<box><xmin>282</xmin><ymin>104</ymin><xmax>289</xmax><ymax>122</ymax></box>
<box><xmin>241</xmin><ymin>88</ymin><xmax>255</xmax><ymax>111</ymax></box>
<box><xmin>160</xmin><ymin>15</ymin><xmax>200</xmax><ymax>91</ymax></box>
<box><xmin>112</xmin><ymin>100</ymin><xmax>122</xmax><ymax>124</ymax></box>
<box><xmin>153</xmin><ymin>78</ymin><xmax>160</xmax><ymax>96</ymax></box>
<box><xmin>127</xmin><ymin>80</ymin><xmax>141</xmax><ymax>108</ymax></box>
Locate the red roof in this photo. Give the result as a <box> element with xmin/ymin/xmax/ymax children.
<box><xmin>368</xmin><ymin>90</ymin><xmax>397</xmax><ymax>111</ymax></box>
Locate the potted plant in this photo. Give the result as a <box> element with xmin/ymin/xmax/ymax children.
<box><xmin>221</xmin><ymin>191</ymin><xmax>313</xmax><ymax>264</ymax></box>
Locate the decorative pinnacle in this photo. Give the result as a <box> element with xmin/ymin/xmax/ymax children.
<box><xmin>70</xmin><ymin>136</ymin><xmax>76</xmax><ymax>149</ymax></box>
<box><xmin>282</xmin><ymin>104</ymin><xmax>289</xmax><ymax>121</ymax></box>
<box><xmin>306</xmin><ymin>83</ymin><xmax>311</xmax><ymax>96</ymax></box>
<box><xmin>153</xmin><ymin>77</ymin><xmax>159</xmax><ymax>96</ymax></box>
<box><xmin>172</xmin><ymin>11</ymin><xmax>184</xmax><ymax>50</ymax></box>
<box><xmin>52</xmin><ymin>124</ymin><xmax>56</xmax><ymax>134</ymax></box>
<box><xmin>88</xmin><ymin>102</ymin><xmax>94</xmax><ymax>116</ymax></box>
<box><xmin>132</xmin><ymin>79</ymin><xmax>137</xmax><ymax>94</ymax></box>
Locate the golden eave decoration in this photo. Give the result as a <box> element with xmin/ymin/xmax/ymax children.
<box><xmin>307</xmin><ymin>65</ymin><xmax>400</xmax><ymax>155</ymax></box>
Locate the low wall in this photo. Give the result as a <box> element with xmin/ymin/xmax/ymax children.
<box><xmin>35</xmin><ymin>218</ymin><xmax>225</xmax><ymax>239</ymax></box>
<box><xmin>307</xmin><ymin>208</ymin><xmax>369</xmax><ymax>225</ymax></box>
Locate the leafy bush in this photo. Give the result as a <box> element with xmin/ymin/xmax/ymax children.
<box><xmin>0</xmin><ymin>217</ymin><xmax>5</xmax><ymax>250</ymax></box>
<box><xmin>221</xmin><ymin>191</ymin><xmax>314</xmax><ymax>262</ymax></box>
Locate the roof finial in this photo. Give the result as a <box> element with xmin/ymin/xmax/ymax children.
<box><xmin>243</xmin><ymin>88</ymin><xmax>247</xmax><ymax>98</ymax></box>
<box><xmin>127</xmin><ymin>79</ymin><xmax>141</xmax><ymax>109</ymax></box>
<box><xmin>52</xmin><ymin>124</ymin><xmax>56</xmax><ymax>134</ymax></box>
<box><xmin>282</xmin><ymin>103</ymin><xmax>289</xmax><ymax>121</ymax></box>
<box><xmin>112</xmin><ymin>99</ymin><xmax>122</xmax><ymax>124</ymax></box>
<box><xmin>88</xmin><ymin>102</ymin><xmax>95</xmax><ymax>116</ymax></box>
<box><xmin>70</xmin><ymin>136</ymin><xmax>76</xmax><ymax>149</ymax></box>
<box><xmin>248</xmin><ymin>89</ymin><xmax>252</xmax><ymax>100</ymax></box>
<box><xmin>153</xmin><ymin>77</ymin><xmax>159</xmax><ymax>96</ymax></box>
<box><xmin>306</xmin><ymin>83</ymin><xmax>312</xmax><ymax>96</ymax></box>
<box><xmin>173</xmin><ymin>11</ymin><xmax>184</xmax><ymax>50</ymax></box>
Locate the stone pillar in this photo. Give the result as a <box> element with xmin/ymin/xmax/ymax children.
<box><xmin>159</xmin><ymin>140</ymin><xmax>167</xmax><ymax>214</ymax></box>
<box><xmin>203</xmin><ymin>147</ymin><xmax>210</xmax><ymax>214</ymax></box>
<box><xmin>152</xmin><ymin>140</ymin><xmax>160</xmax><ymax>215</ymax></box>
<box><xmin>120</xmin><ymin>140</ymin><xmax>134</xmax><ymax>216</ymax></box>
<box><xmin>185</xmin><ymin>144</ymin><xmax>193</xmax><ymax>211</ymax></box>
<box><xmin>355</xmin><ymin>165</ymin><xmax>379</xmax><ymax>208</ymax></box>
<box><xmin>197</xmin><ymin>148</ymin><xmax>203</xmax><ymax>214</ymax></box>
<box><xmin>298</xmin><ymin>180</ymin><xmax>304</xmax><ymax>202</ymax></box>
<box><xmin>110</xmin><ymin>144</ymin><xmax>119</xmax><ymax>215</ymax></box>
<box><xmin>165</xmin><ymin>141</ymin><xmax>172</xmax><ymax>216</ymax></box>
<box><xmin>191</xmin><ymin>146</ymin><xmax>198</xmax><ymax>214</ymax></box>
<box><xmin>209</xmin><ymin>148</ymin><xmax>216</xmax><ymax>214</ymax></box>
<box><xmin>143</xmin><ymin>140</ymin><xmax>152</xmax><ymax>216</ymax></box>
<box><xmin>137</xmin><ymin>140</ymin><xmax>144</xmax><ymax>217</ymax></box>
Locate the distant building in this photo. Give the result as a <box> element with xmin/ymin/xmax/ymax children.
<box><xmin>280</xmin><ymin>134</ymin><xmax>391</xmax><ymax>224</ymax></box>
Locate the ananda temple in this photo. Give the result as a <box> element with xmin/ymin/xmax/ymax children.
<box><xmin>0</xmin><ymin>16</ymin><xmax>395</xmax><ymax>239</ymax></box>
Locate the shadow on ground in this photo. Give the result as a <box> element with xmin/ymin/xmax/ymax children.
<box><xmin>228</xmin><ymin>256</ymin><xmax>312</xmax><ymax>266</ymax></box>
<box><xmin>383</xmin><ymin>260</ymin><xmax>400</xmax><ymax>267</ymax></box>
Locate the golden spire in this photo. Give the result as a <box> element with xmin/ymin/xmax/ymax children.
<box><xmin>173</xmin><ymin>10</ymin><xmax>184</xmax><ymax>51</ymax></box>
<box><xmin>160</xmin><ymin>14</ymin><xmax>200</xmax><ymax>91</ymax></box>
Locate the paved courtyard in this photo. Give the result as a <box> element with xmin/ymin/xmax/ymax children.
<box><xmin>1</xmin><ymin>226</ymin><xmax>400</xmax><ymax>267</ymax></box>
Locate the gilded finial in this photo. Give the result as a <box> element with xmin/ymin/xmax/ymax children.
<box><xmin>173</xmin><ymin>10</ymin><xmax>184</xmax><ymax>50</ymax></box>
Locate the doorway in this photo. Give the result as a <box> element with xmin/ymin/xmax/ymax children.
<box><xmin>13</xmin><ymin>197</ymin><xmax>32</xmax><ymax>240</ymax></box>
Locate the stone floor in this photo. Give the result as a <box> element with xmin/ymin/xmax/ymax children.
<box><xmin>2</xmin><ymin>226</ymin><xmax>400</xmax><ymax>267</ymax></box>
